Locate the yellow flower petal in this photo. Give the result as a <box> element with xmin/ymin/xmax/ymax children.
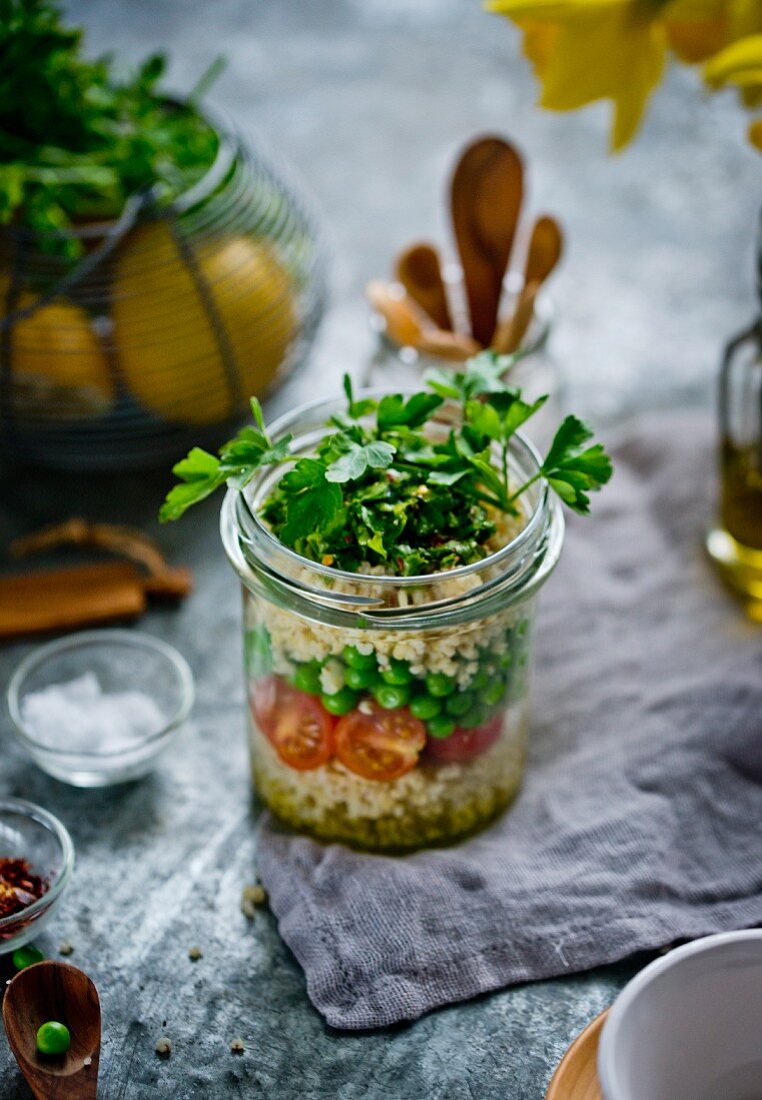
<box><xmin>488</xmin><ymin>0</ymin><xmax>667</xmax><ymax>149</ymax></box>
<box><xmin>728</xmin><ymin>0</ymin><xmax>762</xmax><ymax>41</ymax></box>
<box><xmin>748</xmin><ymin>117</ymin><xmax>762</xmax><ymax>148</ymax></box>
<box><xmin>704</xmin><ymin>32</ymin><xmax>762</xmax><ymax>86</ymax></box>
<box><xmin>519</xmin><ymin>18</ymin><xmax>560</xmax><ymax>76</ymax></box>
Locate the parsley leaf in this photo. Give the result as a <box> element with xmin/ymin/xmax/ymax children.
<box><xmin>538</xmin><ymin>416</ymin><xmax>613</xmax><ymax>514</ymax></box>
<box><xmin>159</xmin><ymin>448</ymin><xmax>226</xmax><ymax>522</ymax></box>
<box><xmin>325</xmin><ymin>440</ymin><xmax>396</xmax><ymax>483</ymax></box>
<box><xmin>425</xmin><ymin>351</ymin><xmax>518</xmax><ymax>402</ymax></box>
<box><xmin>219</xmin><ymin>430</ymin><xmax>293</xmax><ymax>489</ymax></box>
<box><xmin>279</xmin><ymin>459</ymin><xmax>344</xmax><ymax>544</ymax></box>
<box><xmin>160</xmin><ymin>417</ymin><xmax>293</xmax><ymax>521</ymax></box>
<box><xmin>343</xmin><ymin>374</ymin><xmax>377</xmax><ymax>420</ymax></box>
<box><xmin>377</xmin><ymin>393</ymin><xmax>443</xmax><ymax>430</ymax></box>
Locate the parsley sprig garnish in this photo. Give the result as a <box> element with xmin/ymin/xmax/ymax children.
<box><xmin>160</xmin><ymin>354</ymin><xmax>612</xmax><ymax>574</ymax></box>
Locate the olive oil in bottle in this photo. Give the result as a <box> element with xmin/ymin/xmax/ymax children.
<box><xmin>707</xmin><ymin>316</ymin><xmax>762</xmax><ymax>615</ymax></box>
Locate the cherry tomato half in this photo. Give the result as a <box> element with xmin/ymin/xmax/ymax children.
<box><xmin>425</xmin><ymin>714</ymin><xmax>503</xmax><ymax>764</ymax></box>
<box><xmin>251</xmin><ymin>676</ymin><xmax>335</xmax><ymax>770</ymax></box>
<box><xmin>334</xmin><ymin>703</ymin><xmax>427</xmax><ymax>781</ymax></box>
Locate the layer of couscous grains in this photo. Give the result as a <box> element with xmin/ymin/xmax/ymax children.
<box><xmin>243</xmin><ymin>587</ymin><xmax>534</xmax><ymax>851</ymax></box>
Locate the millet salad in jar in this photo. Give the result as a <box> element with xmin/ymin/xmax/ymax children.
<box><xmin>161</xmin><ymin>353</ymin><xmax>612</xmax><ymax>851</ymax></box>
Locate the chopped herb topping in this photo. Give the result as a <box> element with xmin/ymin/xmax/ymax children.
<box><xmin>160</xmin><ymin>353</ymin><xmax>613</xmax><ymax>574</ymax></box>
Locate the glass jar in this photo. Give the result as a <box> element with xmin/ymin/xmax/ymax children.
<box><xmin>706</xmin><ymin>315</ymin><xmax>762</xmax><ymax>616</ymax></box>
<box><xmin>221</xmin><ymin>393</ymin><xmax>564</xmax><ymax>852</ymax></box>
<box><xmin>366</xmin><ymin>271</ymin><xmax>562</xmax><ymax>449</ymax></box>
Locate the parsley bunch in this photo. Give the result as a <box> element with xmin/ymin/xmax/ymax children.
<box><xmin>0</xmin><ymin>0</ymin><xmax>220</xmax><ymax>257</ymax></box>
<box><xmin>160</xmin><ymin>353</ymin><xmax>613</xmax><ymax>574</ymax></box>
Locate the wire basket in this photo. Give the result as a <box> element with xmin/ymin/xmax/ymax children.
<box><xmin>0</xmin><ymin>107</ymin><xmax>327</xmax><ymax>470</ymax></box>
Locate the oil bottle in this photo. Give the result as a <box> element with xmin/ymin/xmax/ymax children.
<box><xmin>706</xmin><ymin>267</ymin><xmax>762</xmax><ymax>617</ymax></box>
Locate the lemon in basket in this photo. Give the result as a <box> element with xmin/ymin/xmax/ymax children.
<box><xmin>0</xmin><ymin>289</ymin><xmax>112</xmax><ymax>420</ymax></box>
<box><xmin>112</xmin><ymin>223</ymin><xmax>297</xmax><ymax>425</ymax></box>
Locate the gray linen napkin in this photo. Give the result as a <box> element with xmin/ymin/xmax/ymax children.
<box><xmin>257</xmin><ymin>415</ymin><xmax>762</xmax><ymax>1029</ymax></box>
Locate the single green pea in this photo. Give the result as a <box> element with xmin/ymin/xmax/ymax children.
<box><xmin>425</xmin><ymin>672</ymin><xmax>456</xmax><ymax>698</ymax></box>
<box><xmin>427</xmin><ymin>714</ymin><xmax>456</xmax><ymax>739</ymax></box>
<box><xmin>321</xmin><ymin>688</ymin><xmax>359</xmax><ymax>716</ymax></box>
<box><xmin>380</xmin><ymin>659</ymin><xmax>414</xmax><ymax>686</ymax></box>
<box><xmin>458</xmin><ymin>705</ymin><xmax>488</xmax><ymax>730</ymax></box>
<box><xmin>516</xmin><ymin>619</ymin><xmax>529</xmax><ymax>637</ymax></box>
<box><xmin>344</xmin><ymin>665</ymin><xmax>377</xmax><ymax>691</ymax></box>
<box><xmin>12</xmin><ymin>945</ymin><xmax>44</xmax><ymax>971</ymax></box>
<box><xmin>293</xmin><ymin>661</ymin><xmax>323</xmax><ymax>695</ymax></box>
<box><xmin>497</xmin><ymin>651</ymin><xmax>513</xmax><ymax>670</ymax></box>
<box><xmin>445</xmin><ymin>690</ymin><xmax>474</xmax><ymax>717</ymax></box>
<box><xmin>409</xmin><ymin>694</ymin><xmax>442</xmax><ymax>721</ymax></box>
<box><xmin>482</xmin><ymin>678</ymin><xmax>506</xmax><ymax>707</ymax></box>
<box><xmin>470</xmin><ymin>668</ymin><xmax>491</xmax><ymax>693</ymax></box>
<box><xmin>372</xmin><ymin>683</ymin><xmax>412</xmax><ymax>710</ymax></box>
<box><xmin>342</xmin><ymin>645</ymin><xmax>377</xmax><ymax>671</ymax></box>
<box><xmin>36</xmin><ymin>1021</ymin><xmax>71</xmax><ymax>1056</ymax></box>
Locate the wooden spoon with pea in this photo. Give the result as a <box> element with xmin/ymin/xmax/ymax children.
<box><xmin>3</xmin><ymin>961</ymin><xmax>100</xmax><ymax>1099</ymax></box>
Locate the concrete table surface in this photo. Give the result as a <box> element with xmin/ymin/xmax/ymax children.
<box><xmin>0</xmin><ymin>1</ymin><xmax>758</xmax><ymax>1096</ymax></box>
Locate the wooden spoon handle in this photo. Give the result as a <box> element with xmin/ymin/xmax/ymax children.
<box><xmin>396</xmin><ymin>243</ymin><xmax>453</xmax><ymax>331</ymax></box>
<box><xmin>493</xmin><ymin>280</ymin><xmax>539</xmax><ymax>354</ymax></box>
<box><xmin>451</xmin><ymin>136</ymin><xmax>523</xmax><ymax>348</ymax></box>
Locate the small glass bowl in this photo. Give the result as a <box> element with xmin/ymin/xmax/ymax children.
<box><xmin>7</xmin><ymin>630</ymin><xmax>195</xmax><ymax>787</ymax></box>
<box><xmin>0</xmin><ymin>798</ymin><xmax>74</xmax><ymax>954</ymax></box>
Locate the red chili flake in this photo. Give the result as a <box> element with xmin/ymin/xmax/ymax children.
<box><xmin>0</xmin><ymin>858</ymin><xmax>48</xmax><ymax>920</ymax></box>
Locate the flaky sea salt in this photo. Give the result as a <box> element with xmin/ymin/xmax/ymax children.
<box><xmin>20</xmin><ymin>672</ymin><xmax>166</xmax><ymax>753</ymax></box>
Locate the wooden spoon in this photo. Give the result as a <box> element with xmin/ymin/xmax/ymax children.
<box><xmin>366</xmin><ymin>279</ymin><xmax>430</xmax><ymax>347</ymax></box>
<box><xmin>396</xmin><ymin>243</ymin><xmax>453</xmax><ymax>332</ymax></box>
<box><xmin>492</xmin><ymin>216</ymin><xmax>562</xmax><ymax>353</ymax></box>
<box><xmin>451</xmin><ymin>136</ymin><xmax>523</xmax><ymax>348</ymax></box>
<box><xmin>3</xmin><ymin>961</ymin><xmax>101</xmax><ymax>1099</ymax></box>
<box><xmin>524</xmin><ymin>214</ymin><xmax>563</xmax><ymax>288</ymax></box>
<box><xmin>415</xmin><ymin>329</ymin><xmax>481</xmax><ymax>362</ymax></box>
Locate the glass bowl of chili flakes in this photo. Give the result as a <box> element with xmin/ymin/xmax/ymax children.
<box><xmin>0</xmin><ymin>798</ymin><xmax>74</xmax><ymax>954</ymax></box>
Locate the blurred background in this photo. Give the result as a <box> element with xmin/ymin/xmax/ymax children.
<box><xmin>0</xmin><ymin>8</ymin><xmax>759</xmax><ymax>1095</ymax></box>
<box><xmin>60</xmin><ymin>0</ymin><xmax>759</xmax><ymax>427</ymax></box>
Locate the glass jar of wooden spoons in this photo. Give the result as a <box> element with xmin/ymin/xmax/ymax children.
<box><xmin>365</xmin><ymin>269</ymin><xmax>562</xmax><ymax>447</ymax></box>
<box><xmin>363</xmin><ymin>135</ymin><xmax>565</xmax><ymax>447</ymax></box>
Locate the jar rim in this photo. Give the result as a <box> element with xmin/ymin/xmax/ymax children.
<box><xmin>221</xmin><ymin>389</ymin><xmax>566</xmax><ymax>624</ymax></box>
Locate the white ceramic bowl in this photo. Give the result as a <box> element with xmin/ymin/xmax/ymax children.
<box><xmin>598</xmin><ymin>930</ymin><xmax>762</xmax><ymax>1100</ymax></box>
